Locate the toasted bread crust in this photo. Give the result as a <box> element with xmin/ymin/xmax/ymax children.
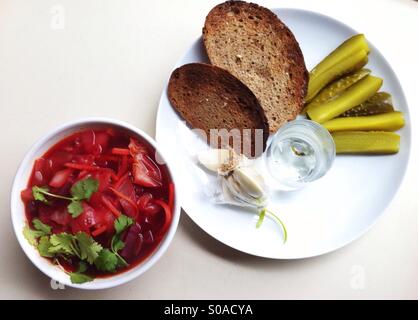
<box><xmin>168</xmin><ymin>63</ymin><xmax>269</xmax><ymax>158</ymax></box>
<box><xmin>203</xmin><ymin>1</ymin><xmax>308</xmax><ymax>132</ymax></box>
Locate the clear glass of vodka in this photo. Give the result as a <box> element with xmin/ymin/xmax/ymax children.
<box><xmin>263</xmin><ymin>119</ymin><xmax>335</xmax><ymax>190</ymax></box>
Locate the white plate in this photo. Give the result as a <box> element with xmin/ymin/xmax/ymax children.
<box><xmin>155</xmin><ymin>8</ymin><xmax>410</xmax><ymax>259</ymax></box>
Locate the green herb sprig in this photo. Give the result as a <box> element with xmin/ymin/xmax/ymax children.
<box><xmin>23</xmin><ymin>214</ymin><xmax>134</xmax><ymax>284</ymax></box>
<box><xmin>32</xmin><ymin>177</ymin><xmax>99</xmax><ymax>218</ymax></box>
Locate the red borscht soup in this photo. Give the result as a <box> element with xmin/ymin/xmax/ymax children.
<box><xmin>21</xmin><ymin>128</ymin><xmax>174</xmax><ymax>283</ymax></box>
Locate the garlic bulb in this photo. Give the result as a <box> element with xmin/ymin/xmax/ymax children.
<box><xmin>197</xmin><ymin>148</ymin><xmax>286</xmax><ymax>243</ymax></box>
<box><xmin>198</xmin><ymin>148</ymin><xmax>268</xmax><ymax>208</ymax></box>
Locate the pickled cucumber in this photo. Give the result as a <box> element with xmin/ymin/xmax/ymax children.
<box><xmin>323</xmin><ymin>111</ymin><xmax>404</xmax><ymax>132</ymax></box>
<box><xmin>309</xmin><ymin>34</ymin><xmax>370</xmax><ymax>83</ymax></box>
<box><xmin>306</xmin><ymin>49</ymin><xmax>369</xmax><ymax>102</ymax></box>
<box><xmin>367</xmin><ymin>92</ymin><xmax>392</xmax><ymax>104</ymax></box>
<box><xmin>307</xmin><ymin>75</ymin><xmax>383</xmax><ymax>123</ymax></box>
<box><xmin>340</xmin><ymin>92</ymin><xmax>394</xmax><ymax>117</ymax></box>
<box><xmin>303</xmin><ymin>69</ymin><xmax>371</xmax><ymax>113</ymax></box>
<box><xmin>332</xmin><ymin>131</ymin><xmax>400</xmax><ymax>154</ymax></box>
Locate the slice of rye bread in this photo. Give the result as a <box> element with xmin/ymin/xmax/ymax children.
<box><xmin>168</xmin><ymin>63</ymin><xmax>269</xmax><ymax>158</ymax></box>
<box><xmin>203</xmin><ymin>1</ymin><xmax>308</xmax><ymax>132</ymax></box>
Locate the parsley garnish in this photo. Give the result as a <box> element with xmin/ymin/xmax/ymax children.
<box><xmin>114</xmin><ymin>215</ymin><xmax>134</xmax><ymax>234</ymax></box>
<box><xmin>23</xmin><ymin>218</ymin><xmax>52</xmax><ymax>246</ymax></box>
<box><xmin>32</xmin><ymin>186</ymin><xmax>50</xmax><ymax>204</ymax></box>
<box><xmin>49</xmin><ymin>233</ymin><xmax>80</xmax><ymax>256</ymax></box>
<box><xmin>75</xmin><ymin>232</ymin><xmax>102</xmax><ymax>264</ymax></box>
<box><xmin>48</xmin><ymin>232</ymin><xmax>103</xmax><ymax>262</ymax></box>
<box><xmin>70</xmin><ymin>272</ymin><xmax>93</xmax><ymax>284</ymax></box>
<box><xmin>93</xmin><ymin>215</ymin><xmax>134</xmax><ymax>271</ymax></box>
<box><xmin>32</xmin><ymin>178</ymin><xmax>99</xmax><ymax>218</ymax></box>
<box><xmin>67</xmin><ymin>201</ymin><xmax>83</xmax><ymax>217</ymax></box>
<box><xmin>94</xmin><ymin>249</ymin><xmax>119</xmax><ymax>272</ymax></box>
<box><xmin>23</xmin><ymin>226</ymin><xmax>44</xmax><ymax>246</ymax></box>
<box><xmin>110</xmin><ymin>215</ymin><xmax>134</xmax><ymax>267</ymax></box>
<box><xmin>33</xmin><ymin>218</ymin><xmax>52</xmax><ymax>234</ymax></box>
<box><xmin>69</xmin><ymin>262</ymin><xmax>93</xmax><ymax>284</ymax></box>
<box><xmin>22</xmin><ymin>213</ymin><xmax>135</xmax><ymax>284</ymax></box>
<box><xmin>38</xmin><ymin>236</ymin><xmax>54</xmax><ymax>257</ymax></box>
<box><xmin>70</xmin><ymin>178</ymin><xmax>98</xmax><ymax>202</ymax></box>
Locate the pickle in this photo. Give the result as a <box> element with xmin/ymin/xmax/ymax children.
<box><xmin>332</xmin><ymin>131</ymin><xmax>400</xmax><ymax>154</ymax></box>
<box><xmin>309</xmin><ymin>34</ymin><xmax>370</xmax><ymax>83</ymax></box>
<box><xmin>303</xmin><ymin>69</ymin><xmax>371</xmax><ymax>113</ymax></box>
<box><xmin>340</xmin><ymin>92</ymin><xmax>394</xmax><ymax>117</ymax></box>
<box><xmin>306</xmin><ymin>49</ymin><xmax>369</xmax><ymax>102</ymax></box>
<box><xmin>367</xmin><ymin>91</ymin><xmax>392</xmax><ymax>104</ymax></box>
<box><xmin>323</xmin><ymin>111</ymin><xmax>404</xmax><ymax>132</ymax></box>
<box><xmin>307</xmin><ymin>75</ymin><xmax>383</xmax><ymax>123</ymax></box>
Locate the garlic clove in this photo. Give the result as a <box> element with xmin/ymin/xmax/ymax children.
<box><xmin>198</xmin><ymin>148</ymin><xmax>268</xmax><ymax>209</ymax></box>
<box><xmin>198</xmin><ymin>148</ymin><xmax>240</xmax><ymax>173</ymax></box>
<box><xmin>231</xmin><ymin>167</ymin><xmax>266</xmax><ymax>199</ymax></box>
<box><xmin>220</xmin><ymin>177</ymin><xmax>245</xmax><ymax>206</ymax></box>
<box><xmin>224</xmin><ymin>175</ymin><xmax>255</xmax><ymax>206</ymax></box>
<box><xmin>224</xmin><ymin>173</ymin><xmax>267</xmax><ymax>208</ymax></box>
<box><xmin>198</xmin><ymin>148</ymin><xmax>230</xmax><ymax>172</ymax></box>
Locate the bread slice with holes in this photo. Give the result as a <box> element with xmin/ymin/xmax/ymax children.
<box><xmin>203</xmin><ymin>1</ymin><xmax>308</xmax><ymax>132</ymax></box>
<box><xmin>168</xmin><ymin>63</ymin><xmax>269</xmax><ymax>158</ymax></box>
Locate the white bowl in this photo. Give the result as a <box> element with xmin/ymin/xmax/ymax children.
<box><xmin>11</xmin><ymin>117</ymin><xmax>181</xmax><ymax>290</ymax></box>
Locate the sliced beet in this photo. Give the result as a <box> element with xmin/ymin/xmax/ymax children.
<box><xmin>120</xmin><ymin>223</ymin><xmax>143</xmax><ymax>261</ymax></box>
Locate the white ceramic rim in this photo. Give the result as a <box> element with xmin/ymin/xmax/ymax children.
<box><xmin>11</xmin><ymin>117</ymin><xmax>181</xmax><ymax>289</ymax></box>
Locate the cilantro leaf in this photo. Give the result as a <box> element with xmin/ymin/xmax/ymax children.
<box><xmin>112</xmin><ymin>239</ymin><xmax>125</xmax><ymax>252</ymax></box>
<box><xmin>110</xmin><ymin>237</ymin><xmax>128</xmax><ymax>268</ymax></box>
<box><xmin>32</xmin><ymin>185</ymin><xmax>73</xmax><ymax>202</ymax></box>
<box><xmin>70</xmin><ymin>272</ymin><xmax>93</xmax><ymax>284</ymax></box>
<box><xmin>108</xmin><ymin>214</ymin><xmax>133</xmax><ymax>268</ymax></box>
<box><xmin>71</xmin><ymin>178</ymin><xmax>99</xmax><ymax>201</ymax></box>
<box><xmin>114</xmin><ymin>214</ymin><xmax>134</xmax><ymax>234</ymax></box>
<box><xmin>111</xmin><ymin>215</ymin><xmax>133</xmax><ymax>252</ymax></box>
<box><xmin>94</xmin><ymin>249</ymin><xmax>118</xmax><ymax>272</ymax></box>
<box><xmin>31</xmin><ymin>178</ymin><xmax>99</xmax><ymax>220</ymax></box>
<box><xmin>23</xmin><ymin>218</ymin><xmax>52</xmax><ymax>247</ymax></box>
<box><xmin>68</xmin><ymin>253</ymin><xmax>96</xmax><ymax>284</ymax></box>
<box><xmin>46</xmin><ymin>232</ymin><xmax>102</xmax><ymax>265</ymax></box>
<box><xmin>67</xmin><ymin>200</ymin><xmax>83</xmax><ymax>218</ymax></box>
<box><xmin>77</xmin><ymin>261</ymin><xmax>88</xmax><ymax>273</ymax></box>
<box><xmin>62</xmin><ymin>257</ymin><xmax>94</xmax><ymax>284</ymax></box>
<box><xmin>75</xmin><ymin>232</ymin><xmax>102</xmax><ymax>264</ymax></box>
<box><xmin>38</xmin><ymin>236</ymin><xmax>54</xmax><ymax>257</ymax></box>
<box><xmin>23</xmin><ymin>226</ymin><xmax>44</xmax><ymax>246</ymax></box>
<box><xmin>32</xmin><ymin>218</ymin><xmax>52</xmax><ymax>234</ymax></box>
<box><xmin>49</xmin><ymin>233</ymin><xmax>80</xmax><ymax>257</ymax></box>
<box><xmin>32</xmin><ymin>186</ymin><xmax>50</xmax><ymax>204</ymax></box>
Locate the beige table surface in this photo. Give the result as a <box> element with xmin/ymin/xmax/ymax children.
<box><xmin>0</xmin><ymin>0</ymin><xmax>417</xmax><ymax>299</ymax></box>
